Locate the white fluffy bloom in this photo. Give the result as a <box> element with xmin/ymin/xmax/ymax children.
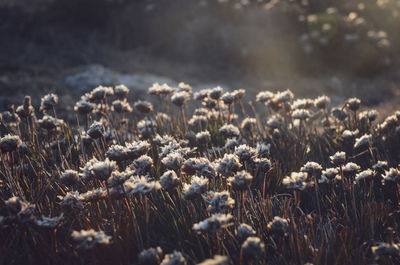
<box><xmin>216</xmin><ymin>153</ymin><xmax>241</xmax><ymax>177</ymax></box>
<box><xmin>282</xmin><ymin>172</ymin><xmax>312</xmax><ymax>191</ymax></box>
<box><xmin>182</xmin><ymin>176</ymin><xmax>209</xmax><ymax>200</ymax></box>
<box><xmin>71</xmin><ymin>229</ymin><xmax>111</xmax><ymax>249</ymax></box>
<box><xmin>237</xmin><ymin>223</ymin><xmax>256</xmax><ymax>242</ymax></box>
<box><xmin>241</xmin><ymin>236</ymin><xmax>265</xmax><ymax>260</ymax></box>
<box><xmin>193</xmin><ymin>213</ymin><xmax>234</xmax><ymax>233</ymax></box>
<box><xmin>203</xmin><ymin>191</ymin><xmax>235</xmax><ymax>213</ymax></box>
<box><xmin>197</xmin><ymin>255</ymin><xmax>229</xmax><ymax>265</ymax></box>
<box><xmin>160</xmin><ymin>170</ymin><xmax>180</xmax><ymax>191</ymax></box>
<box><xmin>228</xmin><ymin>170</ymin><xmax>253</xmax><ymax>190</ymax></box>
<box><xmin>354</xmin><ymin>134</ymin><xmax>372</xmax><ymax>149</ymax></box>
<box><xmin>160</xmin><ymin>251</ymin><xmax>186</xmax><ymax>265</ymax></box>
<box><xmin>355</xmin><ymin>169</ymin><xmax>374</xmax><ymax>182</ymax></box>
<box><xmin>0</xmin><ymin>134</ymin><xmax>22</xmax><ymax>152</ymax></box>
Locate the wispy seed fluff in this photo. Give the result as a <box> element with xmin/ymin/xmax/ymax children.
<box><xmin>267</xmin><ymin>216</ymin><xmax>289</xmax><ymax>234</ymax></box>
<box><xmin>228</xmin><ymin>170</ymin><xmax>253</xmax><ymax>190</ymax></box>
<box><xmin>314</xmin><ymin>95</ymin><xmax>330</xmax><ymax>109</ymax></box>
<box><xmin>282</xmin><ymin>172</ymin><xmax>312</xmax><ymax>191</ymax></box>
<box><xmin>241</xmin><ymin>117</ymin><xmax>256</xmax><ymax>131</ymax></box>
<box><xmin>235</xmin><ymin>144</ymin><xmax>257</xmax><ymax>161</ymax></box>
<box><xmin>256</xmin><ymin>90</ymin><xmax>274</xmax><ymax>103</ymax></box>
<box><xmin>39</xmin><ymin>93</ymin><xmax>58</xmax><ymax>112</ymax></box>
<box><xmin>87</xmin><ymin>121</ymin><xmax>104</xmax><ymax>139</ymax></box>
<box><xmin>219</xmin><ymin>124</ymin><xmax>240</xmax><ymax>138</ymax></box>
<box><xmin>134</xmin><ymin>100</ymin><xmax>154</xmax><ymax>113</ymax></box>
<box><xmin>148</xmin><ymin>82</ymin><xmax>175</xmax><ymax>96</ymax></box>
<box><xmin>208</xmin><ymin>86</ymin><xmax>224</xmax><ymax>100</ymax></box>
<box><xmin>346</xmin><ymin>97</ymin><xmax>361</xmax><ymax>111</ymax></box>
<box><xmin>197</xmin><ymin>255</ymin><xmax>229</xmax><ymax>265</ymax></box>
<box><xmin>112</xmin><ymin>99</ymin><xmax>132</xmax><ymax>113</ymax></box>
<box><xmin>138</xmin><ymin>246</ymin><xmax>163</xmax><ymax>265</ymax></box>
<box><xmin>236</xmin><ymin>223</ymin><xmax>256</xmax><ymax>242</ymax></box>
<box><xmin>292</xmin><ymin>98</ymin><xmax>314</xmax><ymax>110</ymax></box>
<box><xmin>0</xmin><ymin>134</ymin><xmax>22</xmax><ymax>152</ymax></box>
<box><xmin>330</xmin><ymin>151</ymin><xmax>346</xmax><ymax>166</ymax></box>
<box><xmin>58</xmin><ymin>191</ymin><xmax>84</xmax><ymax>209</ymax></box>
<box><xmin>71</xmin><ymin>229</ymin><xmax>111</xmax><ymax>249</ymax></box>
<box><xmin>292</xmin><ymin>109</ymin><xmax>311</xmax><ymax>120</ymax></box>
<box><xmin>342</xmin><ymin>162</ymin><xmax>361</xmax><ymax>176</ymax></box>
<box><xmin>196</xmin><ymin>130</ymin><xmax>211</xmax><ymax>145</ymax></box>
<box><xmin>107</xmin><ymin>169</ymin><xmax>133</xmax><ymax>187</ymax></box>
<box><xmin>160</xmin><ymin>170</ymin><xmax>180</xmax><ymax>191</ymax></box>
<box><xmin>60</xmin><ymin>170</ymin><xmax>80</xmax><ymax>186</ymax></box>
<box><xmin>171</xmin><ymin>91</ymin><xmax>190</xmax><ymax>106</ymax></box>
<box><xmin>241</xmin><ymin>236</ymin><xmax>265</xmax><ymax>261</ymax></box>
<box><xmin>203</xmin><ymin>191</ymin><xmax>235</xmax><ymax>213</ymax></box>
<box><xmin>382</xmin><ymin>168</ymin><xmax>400</xmax><ymax>184</ymax></box>
<box><xmin>355</xmin><ymin>169</ymin><xmax>374</xmax><ymax>182</ymax></box>
<box><xmin>160</xmin><ymin>251</ymin><xmax>187</xmax><ymax>265</ymax></box>
<box><xmin>91</xmin><ymin>158</ymin><xmax>118</xmax><ymax>181</ymax></box>
<box><xmin>125</xmin><ymin>140</ymin><xmax>150</xmax><ymax>159</ymax></box>
<box><xmin>88</xmin><ymin>86</ymin><xmax>114</xmax><ymax>102</ymax></box>
<box><xmin>354</xmin><ymin>134</ymin><xmax>372</xmax><ymax>149</ymax></box>
<box><xmin>161</xmin><ymin>152</ymin><xmax>184</xmax><ymax>171</ymax></box>
<box><xmin>74</xmin><ymin>96</ymin><xmax>94</xmax><ymax>115</ymax></box>
<box><xmin>371</xmin><ymin>242</ymin><xmax>400</xmax><ymax>257</ymax></box>
<box><xmin>79</xmin><ymin>188</ymin><xmax>107</xmax><ymax>202</ymax></box>
<box><xmin>35</xmin><ymin>214</ymin><xmax>64</xmax><ymax>228</ymax></box>
<box><xmin>132</xmin><ymin>155</ymin><xmax>154</xmax><ymax>174</ymax></box>
<box><xmin>193</xmin><ymin>213</ymin><xmax>234</xmax><ymax>233</ymax></box>
<box><xmin>221</xmin><ymin>92</ymin><xmax>234</xmax><ymax>105</ymax></box>
<box><xmin>182</xmin><ymin>176</ymin><xmax>209</xmax><ymax>200</ymax></box>
<box><xmin>38</xmin><ymin>115</ymin><xmax>64</xmax><ymax>131</ymax></box>
<box><xmin>124</xmin><ymin>176</ymin><xmax>161</xmax><ymax>195</ymax></box>
<box><xmin>300</xmin><ymin>161</ymin><xmax>322</xmax><ymax>175</ymax></box>
<box><xmin>216</xmin><ymin>153</ymin><xmax>241</xmax><ymax>177</ymax></box>
<box><xmin>106</xmin><ymin>144</ymin><xmax>128</xmax><ymax>162</ymax></box>
<box><xmin>372</xmin><ymin>160</ymin><xmax>388</xmax><ymax>171</ymax></box>
<box><xmin>114</xmin><ymin>84</ymin><xmax>129</xmax><ymax>99</ymax></box>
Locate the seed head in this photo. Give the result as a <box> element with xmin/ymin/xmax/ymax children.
<box><xmin>160</xmin><ymin>251</ymin><xmax>186</xmax><ymax>265</ymax></box>
<box><xmin>193</xmin><ymin>213</ymin><xmax>234</xmax><ymax>233</ymax></box>
<box><xmin>228</xmin><ymin>170</ymin><xmax>253</xmax><ymax>190</ymax></box>
<box><xmin>197</xmin><ymin>255</ymin><xmax>229</xmax><ymax>265</ymax></box>
<box><xmin>241</xmin><ymin>237</ymin><xmax>265</xmax><ymax>261</ymax></box>
<box><xmin>237</xmin><ymin>223</ymin><xmax>256</xmax><ymax>242</ymax></box>
<box><xmin>114</xmin><ymin>84</ymin><xmax>129</xmax><ymax>99</ymax></box>
<box><xmin>138</xmin><ymin>246</ymin><xmax>163</xmax><ymax>265</ymax></box>
<box><xmin>330</xmin><ymin>151</ymin><xmax>346</xmax><ymax>166</ymax></box>
<box><xmin>134</xmin><ymin>100</ymin><xmax>154</xmax><ymax>113</ymax></box>
<box><xmin>216</xmin><ymin>154</ymin><xmax>241</xmax><ymax>177</ymax></box>
<box><xmin>60</xmin><ymin>170</ymin><xmax>80</xmax><ymax>186</ymax></box>
<box><xmin>71</xmin><ymin>229</ymin><xmax>111</xmax><ymax>249</ymax></box>
<box><xmin>171</xmin><ymin>91</ymin><xmax>190</xmax><ymax>106</ymax></box>
<box><xmin>282</xmin><ymin>172</ymin><xmax>312</xmax><ymax>191</ymax></box>
<box><xmin>314</xmin><ymin>95</ymin><xmax>330</xmax><ymax>109</ymax></box>
<box><xmin>40</xmin><ymin>93</ymin><xmax>58</xmax><ymax>112</ymax></box>
<box><xmin>0</xmin><ymin>134</ymin><xmax>22</xmax><ymax>152</ymax></box>
<box><xmin>160</xmin><ymin>170</ymin><xmax>180</xmax><ymax>191</ymax></box>
<box><xmin>203</xmin><ymin>191</ymin><xmax>235</xmax><ymax>213</ymax></box>
<box><xmin>182</xmin><ymin>176</ymin><xmax>209</xmax><ymax>200</ymax></box>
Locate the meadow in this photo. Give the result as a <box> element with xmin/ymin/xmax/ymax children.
<box><xmin>1</xmin><ymin>83</ymin><xmax>400</xmax><ymax>265</ymax></box>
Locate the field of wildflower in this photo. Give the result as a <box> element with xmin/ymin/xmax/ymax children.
<box><xmin>1</xmin><ymin>82</ymin><xmax>400</xmax><ymax>265</ymax></box>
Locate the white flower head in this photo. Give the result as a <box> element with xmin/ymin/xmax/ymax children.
<box><xmin>193</xmin><ymin>213</ymin><xmax>234</xmax><ymax>233</ymax></box>
<box><xmin>203</xmin><ymin>191</ymin><xmax>235</xmax><ymax>213</ymax></box>
<box><xmin>182</xmin><ymin>176</ymin><xmax>209</xmax><ymax>200</ymax></box>
<box><xmin>228</xmin><ymin>170</ymin><xmax>253</xmax><ymax>190</ymax></box>
<box><xmin>71</xmin><ymin>229</ymin><xmax>111</xmax><ymax>249</ymax></box>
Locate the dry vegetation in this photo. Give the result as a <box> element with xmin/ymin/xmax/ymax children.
<box><xmin>1</xmin><ymin>83</ymin><xmax>400</xmax><ymax>265</ymax></box>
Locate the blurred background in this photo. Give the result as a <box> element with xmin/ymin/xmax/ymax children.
<box><xmin>1</xmin><ymin>0</ymin><xmax>399</xmax><ymax>114</ymax></box>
